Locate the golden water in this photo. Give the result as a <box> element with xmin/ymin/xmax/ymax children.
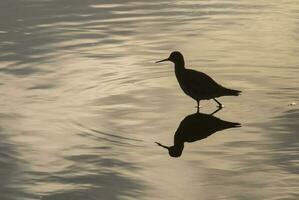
<box><xmin>0</xmin><ymin>1</ymin><xmax>298</xmax><ymax>199</ymax></box>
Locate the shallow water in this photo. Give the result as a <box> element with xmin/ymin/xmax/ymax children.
<box><xmin>0</xmin><ymin>0</ymin><xmax>299</xmax><ymax>199</ymax></box>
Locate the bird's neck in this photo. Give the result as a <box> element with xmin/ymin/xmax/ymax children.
<box><xmin>174</xmin><ymin>132</ymin><xmax>185</xmax><ymax>147</ymax></box>
<box><xmin>174</xmin><ymin>60</ymin><xmax>185</xmax><ymax>70</ymax></box>
<box><xmin>174</xmin><ymin>142</ymin><xmax>184</xmax><ymax>149</ymax></box>
<box><xmin>174</xmin><ymin>61</ymin><xmax>186</xmax><ymax>80</ymax></box>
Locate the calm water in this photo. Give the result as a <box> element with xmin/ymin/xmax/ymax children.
<box><xmin>1</xmin><ymin>0</ymin><xmax>299</xmax><ymax>199</ymax></box>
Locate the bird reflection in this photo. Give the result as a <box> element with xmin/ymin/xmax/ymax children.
<box><xmin>156</xmin><ymin>109</ymin><xmax>241</xmax><ymax>158</ymax></box>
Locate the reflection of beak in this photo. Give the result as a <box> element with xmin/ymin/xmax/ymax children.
<box><xmin>155</xmin><ymin>58</ymin><xmax>169</xmax><ymax>63</ymax></box>
<box><xmin>155</xmin><ymin>142</ymin><xmax>170</xmax><ymax>149</ymax></box>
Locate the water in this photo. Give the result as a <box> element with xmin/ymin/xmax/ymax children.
<box><xmin>0</xmin><ymin>0</ymin><xmax>298</xmax><ymax>199</ymax></box>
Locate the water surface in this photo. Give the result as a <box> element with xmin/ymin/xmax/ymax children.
<box><xmin>0</xmin><ymin>0</ymin><xmax>299</xmax><ymax>199</ymax></box>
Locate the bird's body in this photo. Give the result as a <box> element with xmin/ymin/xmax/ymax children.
<box><xmin>156</xmin><ymin>111</ymin><xmax>241</xmax><ymax>157</ymax></box>
<box><xmin>156</xmin><ymin>51</ymin><xmax>241</xmax><ymax>108</ymax></box>
<box><xmin>175</xmin><ymin>68</ymin><xmax>240</xmax><ymax>101</ymax></box>
<box><xmin>175</xmin><ymin>112</ymin><xmax>240</xmax><ymax>144</ymax></box>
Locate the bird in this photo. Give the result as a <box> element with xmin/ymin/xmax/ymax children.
<box><xmin>155</xmin><ymin>110</ymin><xmax>241</xmax><ymax>157</ymax></box>
<box><xmin>156</xmin><ymin>51</ymin><xmax>241</xmax><ymax>109</ymax></box>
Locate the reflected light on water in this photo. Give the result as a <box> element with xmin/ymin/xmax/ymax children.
<box><xmin>0</xmin><ymin>0</ymin><xmax>299</xmax><ymax>200</ymax></box>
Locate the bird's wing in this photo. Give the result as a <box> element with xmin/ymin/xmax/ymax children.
<box><xmin>184</xmin><ymin>69</ymin><xmax>223</xmax><ymax>94</ymax></box>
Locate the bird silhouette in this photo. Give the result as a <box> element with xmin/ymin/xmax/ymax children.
<box><xmin>155</xmin><ymin>109</ymin><xmax>241</xmax><ymax>157</ymax></box>
<box><xmin>156</xmin><ymin>51</ymin><xmax>241</xmax><ymax>109</ymax></box>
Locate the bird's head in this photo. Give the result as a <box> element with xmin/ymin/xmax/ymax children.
<box><xmin>168</xmin><ymin>146</ymin><xmax>183</xmax><ymax>157</ymax></box>
<box><xmin>156</xmin><ymin>51</ymin><xmax>184</xmax><ymax>64</ymax></box>
<box><xmin>155</xmin><ymin>142</ymin><xmax>183</xmax><ymax>158</ymax></box>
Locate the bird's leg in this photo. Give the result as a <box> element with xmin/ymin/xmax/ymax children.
<box><xmin>196</xmin><ymin>100</ymin><xmax>201</xmax><ymax>113</ymax></box>
<box><xmin>210</xmin><ymin>107</ymin><xmax>223</xmax><ymax>115</ymax></box>
<box><xmin>213</xmin><ymin>98</ymin><xmax>224</xmax><ymax>108</ymax></box>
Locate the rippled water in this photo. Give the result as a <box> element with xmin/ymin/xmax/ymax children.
<box><xmin>1</xmin><ymin>0</ymin><xmax>299</xmax><ymax>199</ymax></box>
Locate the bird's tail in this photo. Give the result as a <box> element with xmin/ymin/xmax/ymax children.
<box><xmin>223</xmin><ymin>121</ymin><xmax>241</xmax><ymax>129</ymax></box>
<box><xmin>224</xmin><ymin>88</ymin><xmax>241</xmax><ymax>96</ymax></box>
<box><xmin>231</xmin><ymin>122</ymin><xmax>241</xmax><ymax>127</ymax></box>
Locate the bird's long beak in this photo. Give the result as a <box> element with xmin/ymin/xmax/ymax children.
<box><xmin>155</xmin><ymin>142</ymin><xmax>170</xmax><ymax>149</ymax></box>
<box><xmin>155</xmin><ymin>58</ymin><xmax>169</xmax><ymax>63</ymax></box>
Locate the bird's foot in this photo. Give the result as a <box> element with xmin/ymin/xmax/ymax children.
<box><xmin>195</xmin><ymin>106</ymin><xmax>202</xmax><ymax>113</ymax></box>
<box><xmin>217</xmin><ymin>104</ymin><xmax>224</xmax><ymax>108</ymax></box>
